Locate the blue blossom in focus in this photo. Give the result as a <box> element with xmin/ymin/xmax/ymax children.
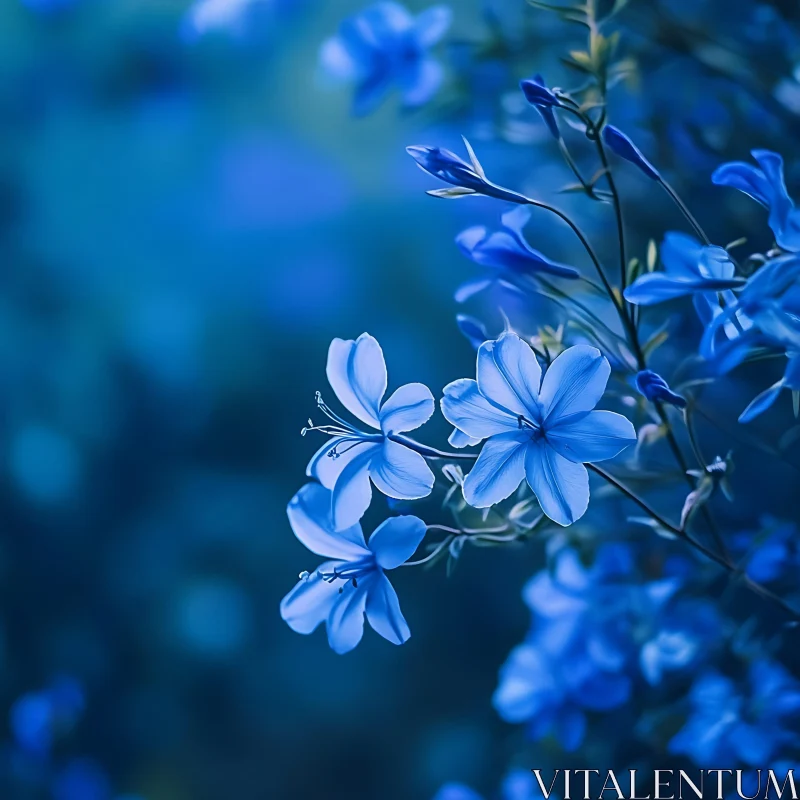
<box><xmin>635</xmin><ymin>370</ymin><xmax>687</xmax><ymax>408</ymax></box>
<box><xmin>520</xmin><ymin>75</ymin><xmax>560</xmax><ymax>139</ymax></box>
<box><xmin>670</xmin><ymin>660</ymin><xmax>800</xmax><ymax>765</ymax></box>
<box><xmin>304</xmin><ymin>333</ymin><xmax>435</xmax><ymax>529</ymax></box>
<box><xmin>602</xmin><ymin>125</ymin><xmax>661</xmax><ymax>181</ymax></box>
<box><xmin>454</xmin><ymin>207</ymin><xmax>580</xmax><ymax>302</ymax></box>
<box><xmin>280</xmin><ymin>483</ymin><xmax>426</xmax><ymax>654</ymax></box>
<box><xmin>712</xmin><ymin>150</ymin><xmax>800</xmax><ymax>252</ymax></box>
<box><xmin>407</xmin><ymin>139</ymin><xmax>529</xmax><ymax>203</ymax></box>
<box><xmin>624</xmin><ymin>232</ymin><xmax>743</xmax><ymax>305</ymax></box>
<box><xmin>441</xmin><ymin>333</ymin><xmax>636</xmax><ymax>525</ymax></box>
<box><xmin>320</xmin><ymin>2</ymin><xmax>451</xmax><ymax>116</ymax></box>
<box><xmin>494</xmin><ymin>545</ymin><xmax>720</xmax><ymax>750</ymax></box>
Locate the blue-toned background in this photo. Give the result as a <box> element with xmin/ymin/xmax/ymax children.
<box><xmin>2</xmin><ymin>0</ymin><xmax>800</xmax><ymax>798</ymax></box>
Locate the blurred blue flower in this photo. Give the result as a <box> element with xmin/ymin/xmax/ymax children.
<box><xmin>635</xmin><ymin>370</ymin><xmax>687</xmax><ymax>408</ymax></box>
<box><xmin>441</xmin><ymin>333</ymin><xmax>636</xmax><ymax>525</ymax></box>
<box><xmin>456</xmin><ymin>314</ymin><xmax>489</xmax><ymax>350</ymax></box>
<box><xmin>670</xmin><ymin>660</ymin><xmax>800</xmax><ymax>765</ymax></box>
<box><xmin>454</xmin><ymin>207</ymin><xmax>580</xmax><ymax>302</ymax></box>
<box><xmin>624</xmin><ymin>232</ymin><xmax>743</xmax><ymax>305</ymax></box>
<box><xmin>182</xmin><ymin>0</ymin><xmax>270</xmax><ymax>40</ymax></box>
<box><xmin>712</xmin><ymin>150</ymin><xmax>800</xmax><ymax>252</ymax></box>
<box><xmin>280</xmin><ymin>483</ymin><xmax>426</xmax><ymax>654</ymax></box>
<box><xmin>494</xmin><ymin>545</ymin><xmax>719</xmax><ymax>750</ymax></box>
<box><xmin>52</xmin><ymin>759</ymin><xmax>112</xmax><ymax>800</ymax></box>
<box><xmin>10</xmin><ymin>677</ymin><xmax>85</xmax><ymax>755</ymax></box>
<box><xmin>735</xmin><ymin>518</ymin><xmax>800</xmax><ymax>584</ymax></box>
<box><xmin>305</xmin><ymin>333</ymin><xmax>435</xmax><ymax>529</ymax></box>
<box><xmin>433</xmin><ymin>770</ymin><xmax>535</xmax><ymax>800</ymax></box>
<box><xmin>520</xmin><ymin>75</ymin><xmax>561</xmax><ymax>138</ymax></box>
<box><xmin>320</xmin><ymin>2</ymin><xmax>451</xmax><ymax>115</ymax></box>
<box><xmin>602</xmin><ymin>125</ymin><xmax>661</xmax><ymax>181</ymax></box>
<box><xmin>407</xmin><ymin>140</ymin><xmax>529</xmax><ymax>203</ymax></box>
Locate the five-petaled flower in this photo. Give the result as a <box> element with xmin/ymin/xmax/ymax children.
<box><xmin>406</xmin><ymin>138</ymin><xmax>529</xmax><ymax>203</ymax></box>
<box><xmin>454</xmin><ymin>207</ymin><xmax>580</xmax><ymax>302</ymax></box>
<box><xmin>280</xmin><ymin>483</ymin><xmax>426</xmax><ymax>654</ymax></box>
<box><xmin>304</xmin><ymin>332</ymin><xmax>435</xmax><ymax>530</ymax></box>
<box><xmin>712</xmin><ymin>149</ymin><xmax>800</xmax><ymax>253</ymax></box>
<box><xmin>320</xmin><ymin>2</ymin><xmax>451</xmax><ymax>116</ymax></box>
<box><xmin>441</xmin><ymin>332</ymin><xmax>636</xmax><ymax>526</ymax></box>
<box><xmin>624</xmin><ymin>232</ymin><xmax>744</xmax><ymax>305</ymax></box>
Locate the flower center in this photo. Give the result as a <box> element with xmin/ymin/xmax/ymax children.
<box><xmin>517</xmin><ymin>414</ymin><xmax>545</xmax><ymax>441</ymax></box>
<box><xmin>300</xmin><ymin>391</ymin><xmax>384</xmax><ymax>459</ymax></box>
<box><xmin>317</xmin><ymin>559</ymin><xmax>375</xmax><ymax>594</ymax></box>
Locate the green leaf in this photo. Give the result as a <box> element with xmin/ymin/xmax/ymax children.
<box><xmin>794</xmin><ymin>390</ymin><xmax>799</xmax><ymax>418</ymax></box>
<box><xmin>643</xmin><ymin>329</ymin><xmax>669</xmax><ymax>358</ymax></box>
<box><xmin>680</xmin><ymin>476</ymin><xmax>715</xmax><ymax>530</ymax></box>
<box><xmin>725</xmin><ymin>237</ymin><xmax>747</xmax><ymax>250</ymax></box>
<box><xmin>461</xmin><ymin>136</ymin><xmax>486</xmax><ymax>179</ymax></box>
<box><xmin>627</xmin><ymin>257</ymin><xmax>642</xmax><ymax>285</ymax></box>
<box><xmin>567</xmin><ymin>50</ymin><xmax>594</xmax><ymax>73</ymax></box>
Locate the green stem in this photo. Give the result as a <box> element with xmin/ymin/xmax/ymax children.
<box><xmin>659</xmin><ymin>178</ymin><xmax>711</xmax><ymax>245</ymax></box>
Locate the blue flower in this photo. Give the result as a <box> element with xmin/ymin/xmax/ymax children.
<box><xmin>456</xmin><ymin>314</ymin><xmax>489</xmax><ymax>350</ymax></box>
<box><xmin>182</xmin><ymin>0</ymin><xmax>265</xmax><ymax>39</ymax></box>
<box><xmin>670</xmin><ymin>660</ymin><xmax>800</xmax><ymax>765</ymax></box>
<box><xmin>52</xmin><ymin>759</ymin><xmax>112</xmax><ymax>800</ymax></box>
<box><xmin>407</xmin><ymin>139</ymin><xmax>529</xmax><ymax>204</ymax></box>
<box><xmin>441</xmin><ymin>333</ymin><xmax>636</xmax><ymax>525</ymax></box>
<box><xmin>624</xmin><ymin>232</ymin><xmax>744</xmax><ymax>305</ymax></box>
<box><xmin>305</xmin><ymin>333</ymin><xmax>435</xmax><ymax>530</ymax></box>
<box><xmin>735</xmin><ymin>518</ymin><xmax>800</xmax><ymax>584</ymax></box>
<box><xmin>10</xmin><ymin>676</ymin><xmax>85</xmax><ymax>755</ymax></box>
<box><xmin>738</xmin><ymin>354</ymin><xmax>800</xmax><ymax>422</ymax></box>
<box><xmin>635</xmin><ymin>370</ymin><xmax>687</xmax><ymax>408</ymax></box>
<box><xmin>454</xmin><ymin>207</ymin><xmax>580</xmax><ymax>302</ymax></box>
<box><xmin>433</xmin><ymin>771</ymin><xmax>535</xmax><ymax>800</ymax></box>
<box><xmin>321</xmin><ymin>3</ymin><xmax>451</xmax><ymax>116</ymax></box>
<box><xmin>494</xmin><ymin>545</ymin><xmax>719</xmax><ymax>751</ymax></box>
<box><xmin>712</xmin><ymin>150</ymin><xmax>800</xmax><ymax>252</ymax></box>
<box><xmin>520</xmin><ymin>75</ymin><xmax>560</xmax><ymax>139</ymax></box>
<box><xmin>280</xmin><ymin>483</ymin><xmax>426</xmax><ymax>654</ymax></box>
<box><xmin>602</xmin><ymin>125</ymin><xmax>661</xmax><ymax>181</ymax></box>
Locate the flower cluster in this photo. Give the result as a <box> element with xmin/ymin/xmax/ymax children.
<box><xmin>291</xmin><ymin>0</ymin><xmax>800</xmax><ymax>791</ymax></box>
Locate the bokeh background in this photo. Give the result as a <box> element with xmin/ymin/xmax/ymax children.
<box><xmin>1</xmin><ymin>0</ymin><xmax>799</xmax><ymax>798</ymax></box>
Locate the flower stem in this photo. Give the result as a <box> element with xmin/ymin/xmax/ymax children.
<box><xmin>588</xmin><ymin>463</ymin><xmax>799</xmax><ymax>622</ymax></box>
<box><xmin>658</xmin><ymin>178</ymin><xmax>711</xmax><ymax>245</ymax></box>
<box><xmin>391</xmin><ymin>434</ymin><xmax>478</xmax><ymax>460</ymax></box>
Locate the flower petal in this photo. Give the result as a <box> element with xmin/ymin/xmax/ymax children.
<box><xmin>546</xmin><ymin>410</ymin><xmax>636</xmax><ymax>463</ymax></box>
<box><xmin>331</xmin><ymin>445</ymin><xmax>376</xmax><ymax>530</ymax></box>
<box><xmin>448</xmin><ymin>427</ymin><xmax>481</xmax><ymax>448</ymax></box>
<box><xmin>441</xmin><ymin>379</ymin><xmax>519</xmax><ymax>440</ymax></box>
<box><xmin>525</xmin><ymin>443</ymin><xmax>589</xmax><ymax>526</ymax></box>
<box><xmin>463</xmin><ymin>431</ymin><xmax>529</xmax><ymax>508</ymax></box>
<box><xmin>738</xmin><ymin>381</ymin><xmax>784</xmax><ymax>423</ymax></box>
<box><xmin>368</xmin><ymin>514</ymin><xmax>427</xmax><ymax>569</ymax></box>
<box><xmin>280</xmin><ymin>561</ymin><xmax>343</xmax><ymax>635</ymax></box>
<box><xmin>413</xmin><ymin>4</ymin><xmax>451</xmax><ymax>47</ymax></box>
<box><xmin>539</xmin><ymin>345</ymin><xmax>610</xmax><ymax>423</ymax></box>
<box><xmin>365</xmin><ymin>573</ymin><xmax>411</xmax><ymax>644</ymax></box>
<box><xmin>370</xmin><ymin>439</ymin><xmax>435</xmax><ymax>500</ymax></box>
<box><xmin>326</xmin><ymin>580</ymin><xmax>370</xmax><ymax>654</ymax></box>
<box><xmin>287</xmin><ymin>483</ymin><xmax>369</xmax><ymax>560</ymax></box>
<box><xmin>624</xmin><ymin>273</ymin><xmax>743</xmax><ymax>305</ymax></box>
<box><xmin>477</xmin><ymin>332</ymin><xmax>542</xmax><ymax>418</ymax></box>
<box><xmin>307</xmin><ymin>438</ymin><xmax>379</xmax><ymax>494</ymax></box>
<box><xmin>326</xmin><ymin>334</ymin><xmax>387</xmax><ymax>428</ymax></box>
<box><xmin>379</xmin><ymin>382</ymin><xmax>435</xmax><ymax>434</ymax></box>
<box><xmin>401</xmin><ymin>57</ymin><xmax>443</xmax><ymax>107</ymax></box>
